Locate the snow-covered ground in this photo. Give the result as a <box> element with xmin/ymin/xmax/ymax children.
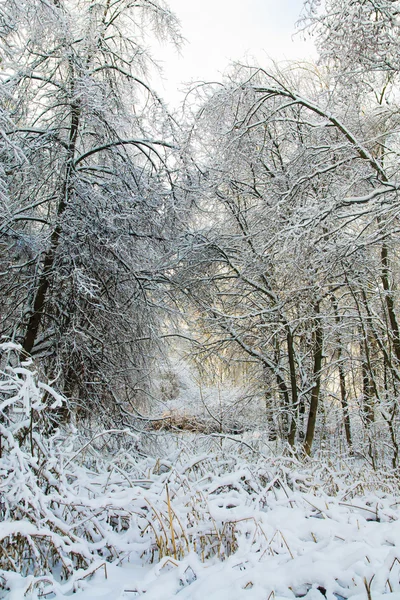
<box><xmin>2</xmin><ymin>345</ymin><xmax>400</xmax><ymax>600</ymax></box>
<box><xmin>3</xmin><ymin>446</ymin><xmax>400</xmax><ymax>600</ymax></box>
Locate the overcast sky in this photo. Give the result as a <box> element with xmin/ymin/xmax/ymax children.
<box><xmin>154</xmin><ymin>0</ymin><xmax>316</xmax><ymax>105</ymax></box>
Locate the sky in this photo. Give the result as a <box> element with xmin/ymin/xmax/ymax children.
<box><xmin>153</xmin><ymin>0</ymin><xmax>317</xmax><ymax>105</ymax></box>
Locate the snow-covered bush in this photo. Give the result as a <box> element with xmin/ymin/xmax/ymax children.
<box><xmin>0</xmin><ymin>343</ymin><xmax>147</xmax><ymax>588</ymax></box>
<box><xmin>0</xmin><ymin>343</ymin><xmax>93</xmax><ymax>578</ymax></box>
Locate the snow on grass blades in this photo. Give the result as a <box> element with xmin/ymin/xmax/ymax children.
<box><xmin>2</xmin><ymin>343</ymin><xmax>400</xmax><ymax>598</ymax></box>
<box><xmin>0</xmin><ymin>344</ymin><xmax>251</xmax><ymax>593</ymax></box>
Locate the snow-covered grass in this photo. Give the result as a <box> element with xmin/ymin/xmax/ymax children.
<box><xmin>3</xmin><ymin>442</ymin><xmax>400</xmax><ymax>599</ymax></box>
<box><xmin>2</xmin><ymin>344</ymin><xmax>400</xmax><ymax>599</ymax></box>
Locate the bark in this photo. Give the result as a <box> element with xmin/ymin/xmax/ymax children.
<box><xmin>330</xmin><ymin>294</ymin><xmax>352</xmax><ymax>448</ymax></box>
<box><xmin>338</xmin><ymin>359</ymin><xmax>352</xmax><ymax>448</ymax></box>
<box><xmin>21</xmin><ymin>100</ymin><xmax>80</xmax><ymax>355</ymax></box>
<box><xmin>286</xmin><ymin>328</ymin><xmax>299</xmax><ymax>447</ymax></box>
<box><xmin>381</xmin><ymin>242</ymin><xmax>400</xmax><ymax>363</ymax></box>
<box><xmin>304</xmin><ymin>303</ymin><xmax>323</xmax><ymax>456</ymax></box>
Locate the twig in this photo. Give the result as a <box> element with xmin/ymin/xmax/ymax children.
<box><xmin>64</xmin><ymin>429</ymin><xmax>136</xmax><ymax>467</ymax></box>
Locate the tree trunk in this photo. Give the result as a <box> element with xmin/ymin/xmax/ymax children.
<box><xmin>304</xmin><ymin>303</ymin><xmax>323</xmax><ymax>456</ymax></box>
<box><xmin>330</xmin><ymin>294</ymin><xmax>352</xmax><ymax>448</ymax></box>
<box><xmin>381</xmin><ymin>242</ymin><xmax>400</xmax><ymax>363</ymax></box>
<box><xmin>21</xmin><ymin>102</ymin><xmax>80</xmax><ymax>355</ymax></box>
<box><xmin>286</xmin><ymin>328</ymin><xmax>299</xmax><ymax>447</ymax></box>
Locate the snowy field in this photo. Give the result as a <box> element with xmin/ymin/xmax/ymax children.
<box><xmin>2</xmin><ymin>350</ymin><xmax>400</xmax><ymax>600</ymax></box>
<box><xmin>3</xmin><ymin>440</ymin><xmax>400</xmax><ymax>600</ymax></box>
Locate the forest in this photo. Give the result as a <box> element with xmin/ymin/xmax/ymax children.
<box><xmin>2</xmin><ymin>0</ymin><xmax>400</xmax><ymax>597</ymax></box>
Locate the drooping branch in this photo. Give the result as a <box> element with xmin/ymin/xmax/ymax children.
<box><xmin>73</xmin><ymin>138</ymin><xmax>176</xmax><ymax>167</ymax></box>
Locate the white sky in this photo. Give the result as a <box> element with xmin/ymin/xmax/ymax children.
<box><xmin>153</xmin><ymin>0</ymin><xmax>316</xmax><ymax>106</ymax></box>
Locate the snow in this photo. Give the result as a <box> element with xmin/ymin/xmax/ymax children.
<box><xmin>3</xmin><ymin>447</ymin><xmax>400</xmax><ymax>599</ymax></box>
<box><xmin>2</xmin><ymin>344</ymin><xmax>400</xmax><ymax>600</ymax></box>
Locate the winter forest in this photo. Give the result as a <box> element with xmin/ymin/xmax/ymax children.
<box><xmin>4</xmin><ymin>0</ymin><xmax>400</xmax><ymax>597</ymax></box>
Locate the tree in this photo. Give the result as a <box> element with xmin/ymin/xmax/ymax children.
<box><xmin>302</xmin><ymin>0</ymin><xmax>400</xmax><ymax>462</ymax></box>
<box><xmin>0</xmin><ymin>0</ymin><xmax>183</xmax><ymax>417</ymax></box>
<box><xmin>177</xmin><ymin>61</ymin><xmax>400</xmax><ymax>457</ymax></box>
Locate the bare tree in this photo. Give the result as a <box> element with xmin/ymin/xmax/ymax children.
<box><xmin>176</xmin><ymin>61</ymin><xmax>400</xmax><ymax>457</ymax></box>
<box><xmin>0</xmin><ymin>0</ymin><xmax>184</xmax><ymax>417</ymax></box>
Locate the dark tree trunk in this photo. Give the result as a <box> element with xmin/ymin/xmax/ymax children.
<box><xmin>21</xmin><ymin>102</ymin><xmax>80</xmax><ymax>356</ymax></box>
<box><xmin>304</xmin><ymin>303</ymin><xmax>323</xmax><ymax>456</ymax></box>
